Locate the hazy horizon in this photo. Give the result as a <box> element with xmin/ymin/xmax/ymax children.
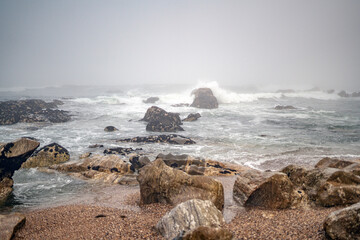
<box><xmin>1</xmin><ymin>0</ymin><xmax>360</xmax><ymax>91</ymax></box>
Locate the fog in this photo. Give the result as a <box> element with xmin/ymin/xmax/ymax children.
<box><xmin>1</xmin><ymin>0</ymin><xmax>360</xmax><ymax>91</ymax></box>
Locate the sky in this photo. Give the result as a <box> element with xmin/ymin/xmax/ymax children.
<box><xmin>0</xmin><ymin>0</ymin><xmax>360</xmax><ymax>90</ymax></box>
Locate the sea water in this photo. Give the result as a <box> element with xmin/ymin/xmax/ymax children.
<box><xmin>1</xmin><ymin>82</ymin><xmax>359</xmax><ymax>211</ymax></box>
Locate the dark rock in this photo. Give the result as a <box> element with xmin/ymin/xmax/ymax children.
<box><xmin>181</xmin><ymin>226</ymin><xmax>233</xmax><ymax>240</ymax></box>
<box><xmin>103</xmin><ymin>147</ymin><xmax>142</xmax><ymax>155</ymax></box>
<box><xmin>129</xmin><ymin>155</ymin><xmax>150</xmax><ymax>171</ymax></box>
<box><xmin>338</xmin><ymin>90</ymin><xmax>350</xmax><ymax>98</ymax></box>
<box><xmin>141</xmin><ymin>106</ymin><xmax>183</xmax><ymax>132</ymax></box>
<box><xmin>88</xmin><ymin>144</ymin><xmax>104</xmax><ymax>148</ymax></box>
<box><xmin>182</xmin><ymin>113</ymin><xmax>201</xmax><ymax>122</ymax></box>
<box><xmin>156</xmin><ymin>199</ymin><xmax>225</xmax><ymax>240</ymax></box>
<box><xmin>324</xmin><ymin>202</ymin><xmax>360</xmax><ymax>240</ymax></box>
<box><xmin>143</xmin><ymin>97</ymin><xmax>159</xmax><ymax>104</ymax></box>
<box><xmin>116</xmin><ymin>134</ymin><xmax>196</xmax><ymax>145</ymax></box>
<box><xmin>0</xmin><ymin>213</ymin><xmax>26</xmax><ymax>240</ymax></box>
<box><xmin>274</xmin><ymin>105</ymin><xmax>296</xmax><ymax>110</ymax></box>
<box><xmin>104</xmin><ymin>126</ymin><xmax>118</xmax><ymax>132</ymax></box>
<box><xmin>190</xmin><ymin>88</ymin><xmax>218</xmax><ymax>109</ymax></box>
<box><xmin>171</xmin><ymin>103</ymin><xmax>190</xmax><ymax>107</ymax></box>
<box><xmin>0</xmin><ymin>99</ymin><xmax>71</xmax><ymax>125</ymax></box>
<box><xmin>21</xmin><ymin>143</ymin><xmax>70</xmax><ymax>168</ymax></box>
<box><xmin>137</xmin><ymin>159</ymin><xmax>224</xmax><ymax>210</ymax></box>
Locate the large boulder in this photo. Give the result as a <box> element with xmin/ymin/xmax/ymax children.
<box><xmin>0</xmin><ymin>213</ymin><xmax>26</xmax><ymax>240</ymax></box>
<box><xmin>233</xmin><ymin>169</ymin><xmax>308</xmax><ymax>209</ymax></box>
<box><xmin>324</xmin><ymin>202</ymin><xmax>360</xmax><ymax>240</ymax></box>
<box><xmin>190</xmin><ymin>88</ymin><xmax>218</xmax><ymax>109</ymax></box>
<box><xmin>182</xmin><ymin>113</ymin><xmax>201</xmax><ymax>122</ymax></box>
<box><xmin>156</xmin><ymin>199</ymin><xmax>225</xmax><ymax>240</ymax></box>
<box><xmin>0</xmin><ymin>99</ymin><xmax>70</xmax><ymax>125</ymax></box>
<box><xmin>142</xmin><ymin>106</ymin><xmax>184</xmax><ymax>132</ymax></box>
<box><xmin>0</xmin><ymin>138</ymin><xmax>39</xmax><ymax>202</ymax></box>
<box><xmin>137</xmin><ymin>158</ymin><xmax>224</xmax><ymax>210</ymax></box>
<box><xmin>21</xmin><ymin>143</ymin><xmax>70</xmax><ymax>168</ymax></box>
<box><xmin>117</xmin><ymin>134</ymin><xmax>195</xmax><ymax>145</ymax></box>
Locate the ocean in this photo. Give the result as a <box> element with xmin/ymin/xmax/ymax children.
<box><xmin>1</xmin><ymin>81</ymin><xmax>359</xmax><ymax>211</ymax></box>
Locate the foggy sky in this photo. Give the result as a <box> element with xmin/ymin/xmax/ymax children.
<box><xmin>0</xmin><ymin>0</ymin><xmax>360</xmax><ymax>90</ymax></box>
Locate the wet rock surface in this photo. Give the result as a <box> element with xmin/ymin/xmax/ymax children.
<box><xmin>156</xmin><ymin>199</ymin><xmax>225</xmax><ymax>240</ymax></box>
<box><xmin>117</xmin><ymin>134</ymin><xmax>196</xmax><ymax>145</ymax></box>
<box><xmin>0</xmin><ymin>99</ymin><xmax>70</xmax><ymax>125</ymax></box>
<box><xmin>21</xmin><ymin>143</ymin><xmax>70</xmax><ymax>168</ymax></box>
<box><xmin>190</xmin><ymin>88</ymin><xmax>218</xmax><ymax>109</ymax></box>
<box><xmin>141</xmin><ymin>106</ymin><xmax>184</xmax><ymax>132</ymax></box>
<box><xmin>182</xmin><ymin>113</ymin><xmax>201</xmax><ymax>122</ymax></box>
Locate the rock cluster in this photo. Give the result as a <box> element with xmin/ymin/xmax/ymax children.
<box><xmin>338</xmin><ymin>90</ymin><xmax>360</xmax><ymax>98</ymax></box>
<box><xmin>0</xmin><ymin>99</ymin><xmax>70</xmax><ymax>125</ymax></box>
<box><xmin>182</xmin><ymin>113</ymin><xmax>201</xmax><ymax>122</ymax></box>
<box><xmin>116</xmin><ymin>134</ymin><xmax>196</xmax><ymax>145</ymax></box>
<box><xmin>190</xmin><ymin>88</ymin><xmax>218</xmax><ymax>109</ymax></box>
<box><xmin>141</xmin><ymin>106</ymin><xmax>184</xmax><ymax>132</ymax></box>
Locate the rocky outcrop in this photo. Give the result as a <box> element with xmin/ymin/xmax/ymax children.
<box><xmin>0</xmin><ymin>99</ymin><xmax>70</xmax><ymax>125</ymax></box>
<box><xmin>182</xmin><ymin>113</ymin><xmax>201</xmax><ymax>122</ymax></box>
<box><xmin>103</xmin><ymin>147</ymin><xmax>142</xmax><ymax>155</ymax></box>
<box><xmin>143</xmin><ymin>97</ymin><xmax>159</xmax><ymax>104</ymax></box>
<box><xmin>129</xmin><ymin>155</ymin><xmax>150</xmax><ymax>171</ymax></box>
<box><xmin>51</xmin><ymin>154</ymin><xmax>136</xmax><ymax>185</ymax></box>
<box><xmin>181</xmin><ymin>226</ymin><xmax>233</xmax><ymax>240</ymax></box>
<box><xmin>190</xmin><ymin>88</ymin><xmax>218</xmax><ymax>109</ymax></box>
<box><xmin>142</xmin><ymin>106</ymin><xmax>184</xmax><ymax>132</ymax></box>
<box><xmin>137</xmin><ymin>159</ymin><xmax>224</xmax><ymax>210</ymax></box>
<box><xmin>0</xmin><ymin>213</ymin><xmax>26</xmax><ymax>240</ymax></box>
<box><xmin>274</xmin><ymin>105</ymin><xmax>296</xmax><ymax>110</ymax></box>
<box><xmin>157</xmin><ymin>153</ymin><xmax>248</xmax><ymax>176</ymax></box>
<box><xmin>21</xmin><ymin>143</ymin><xmax>70</xmax><ymax>168</ymax></box>
<box><xmin>324</xmin><ymin>202</ymin><xmax>360</xmax><ymax>240</ymax></box>
<box><xmin>104</xmin><ymin>126</ymin><xmax>118</xmax><ymax>132</ymax></box>
<box><xmin>156</xmin><ymin>199</ymin><xmax>225</xmax><ymax>240</ymax></box>
<box><xmin>116</xmin><ymin>134</ymin><xmax>196</xmax><ymax>145</ymax></box>
<box><xmin>0</xmin><ymin>138</ymin><xmax>39</xmax><ymax>202</ymax></box>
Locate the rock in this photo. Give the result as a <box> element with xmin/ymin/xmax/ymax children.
<box><xmin>182</xmin><ymin>113</ymin><xmax>201</xmax><ymax>122</ymax></box>
<box><xmin>137</xmin><ymin>159</ymin><xmax>224</xmax><ymax>210</ymax></box>
<box><xmin>327</xmin><ymin>89</ymin><xmax>335</xmax><ymax>94</ymax></box>
<box><xmin>0</xmin><ymin>99</ymin><xmax>71</xmax><ymax>125</ymax></box>
<box><xmin>171</xmin><ymin>103</ymin><xmax>190</xmax><ymax>107</ymax></box>
<box><xmin>88</xmin><ymin>144</ymin><xmax>104</xmax><ymax>148</ymax></box>
<box><xmin>324</xmin><ymin>202</ymin><xmax>360</xmax><ymax>240</ymax></box>
<box><xmin>181</xmin><ymin>226</ymin><xmax>233</xmax><ymax>240</ymax></box>
<box><xmin>315</xmin><ymin>157</ymin><xmax>356</xmax><ymax>169</ymax></box>
<box><xmin>233</xmin><ymin>169</ymin><xmax>307</xmax><ymax>209</ymax></box>
<box><xmin>129</xmin><ymin>155</ymin><xmax>150</xmax><ymax>171</ymax></box>
<box><xmin>51</xmin><ymin>154</ymin><xmax>135</xmax><ymax>184</ymax></box>
<box><xmin>351</xmin><ymin>92</ymin><xmax>360</xmax><ymax>97</ymax></box>
<box><xmin>143</xmin><ymin>97</ymin><xmax>159</xmax><ymax>104</ymax></box>
<box><xmin>156</xmin><ymin>199</ymin><xmax>225</xmax><ymax>240</ymax></box>
<box><xmin>103</xmin><ymin>147</ymin><xmax>142</xmax><ymax>155</ymax></box>
<box><xmin>21</xmin><ymin>143</ymin><xmax>70</xmax><ymax>168</ymax></box>
<box><xmin>0</xmin><ymin>213</ymin><xmax>26</xmax><ymax>240</ymax></box>
<box><xmin>142</xmin><ymin>106</ymin><xmax>184</xmax><ymax>132</ymax></box>
<box><xmin>104</xmin><ymin>126</ymin><xmax>118</xmax><ymax>132</ymax></box>
<box><xmin>79</xmin><ymin>152</ymin><xmax>92</xmax><ymax>159</ymax></box>
<box><xmin>338</xmin><ymin>90</ymin><xmax>350</xmax><ymax>98</ymax></box>
<box><xmin>274</xmin><ymin>105</ymin><xmax>296</xmax><ymax>110</ymax></box>
<box><xmin>0</xmin><ymin>137</ymin><xmax>40</xmax><ymax>202</ymax></box>
<box><xmin>190</xmin><ymin>88</ymin><xmax>218</xmax><ymax>109</ymax></box>
<box><xmin>116</xmin><ymin>134</ymin><xmax>196</xmax><ymax>145</ymax></box>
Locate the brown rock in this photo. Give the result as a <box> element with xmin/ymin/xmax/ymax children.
<box><xmin>182</xmin><ymin>226</ymin><xmax>233</xmax><ymax>240</ymax></box>
<box><xmin>315</xmin><ymin>157</ymin><xmax>356</xmax><ymax>169</ymax></box>
<box><xmin>137</xmin><ymin>158</ymin><xmax>224</xmax><ymax>210</ymax></box>
<box><xmin>142</xmin><ymin>106</ymin><xmax>184</xmax><ymax>132</ymax></box>
<box><xmin>0</xmin><ymin>213</ymin><xmax>26</xmax><ymax>240</ymax></box>
<box><xmin>190</xmin><ymin>88</ymin><xmax>218</xmax><ymax>109</ymax></box>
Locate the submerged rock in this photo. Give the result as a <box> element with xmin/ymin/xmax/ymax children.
<box><xmin>116</xmin><ymin>134</ymin><xmax>196</xmax><ymax>145</ymax></box>
<box><xmin>21</xmin><ymin>143</ymin><xmax>70</xmax><ymax>168</ymax></box>
<box><xmin>137</xmin><ymin>158</ymin><xmax>224</xmax><ymax>210</ymax></box>
<box><xmin>0</xmin><ymin>99</ymin><xmax>70</xmax><ymax>125</ymax></box>
<box><xmin>142</xmin><ymin>106</ymin><xmax>183</xmax><ymax>132</ymax></box>
<box><xmin>156</xmin><ymin>199</ymin><xmax>225</xmax><ymax>240</ymax></box>
<box><xmin>143</xmin><ymin>97</ymin><xmax>159</xmax><ymax>104</ymax></box>
<box><xmin>104</xmin><ymin>126</ymin><xmax>118</xmax><ymax>132</ymax></box>
<box><xmin>0</xmin><ymin>213</ymin><xmax>26</xmax><ymax>240</ymax></box>
<box><xmin>190</xmin><ymin>88</ymin><xmax>218</xmax><ymax>109</ymax></box>
<box><xmin>182</xmin><ymin>113</ymin><xmax>201</xmax><ymax>122</ymax></box>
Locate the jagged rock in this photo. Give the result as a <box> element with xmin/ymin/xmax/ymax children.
<box><xmin>129</xmin><ymin>155</ymin><xmax>150</xmax><ymax>171</ymax></box>
<box><xmin>0</xmin><ymin>213</ymin><xmax>26</xmax><ymax>240</ymax></box>
<box><xmin>190</xmin><ymin>88</ymin><xmax>218</xmax><ymax>109</ymax></box>
<box><xmin>116</xmin><ymin>134</ymin><xmax>196</xmax><ymax>145</ymax></box>
<box><xmin>103</xmin><ymin>147</ymin><xmax>142</xmax><ymax>155</ymax></box>
<box><xmin>274</xmin><ymin>105</ymin><xmax>296</xmax><ymax>110</ymax></box>
<box><xmin>0</xmin><ymin>137</ymin><xmax>39</xmax><ymax>202</ymax></box>
<box><xmin>182</xmin><ymin>113</ymin><xmax>201</xmax><ymax>122</ymax></box>
<box><xmin>51</xmin><ymin>154</ymin><xmax>135</xmax><ymax>184</ymax></box>
<box><xmin>181</xmin><ymin>226</ymin><xmax>233</xmax><ymax>240</ymax></box>
<box><xmin>156</xmin><ymin>199</ymin><xmax>225</xmax><ymax>240</ymax></box>
<box><xmin>156</xmin><ymin>153</ymin><xmax>247</xmax><ymax>176</ymax></box>
<box><xmin>143</xmin><ymin>97</ymin><xmax>159</xmax><ymax>104</ymax></box>
<box><xmin>104</xmin><ymin>126</ymin><xmax>118</xmax><ymax>132</ymax></box>
<box><xmin>142</xmin><ymin>106</ymin><xmax>183</xmax><ymax>132</ymax></box>
<box><xmin>233</xmin><ymin>169</ymin><xmax>308</xmax><ymax>209</ymax></box>
<box><xmin>324</xmin><ymin>202</ymin><xmax>360</xmax><ymax>240</ymax></box>
<box><xmin>137</xmin><ymin>159</ymin><xmax>224</xmax><ymax>210</ymax></box>
<box><xmin>0</xmin><ymin>99</ymin><xmax>70</xmax><ymax>125</ymax></box>
<box><xmin>21</xmin><ymin>143</ymin><xmax>69</xmax><ymax>168</ymax></box>
<box><xmin>171</xmin><ymin>103</ymin><xmax>190</xmax><ymax>107</ymax></box>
